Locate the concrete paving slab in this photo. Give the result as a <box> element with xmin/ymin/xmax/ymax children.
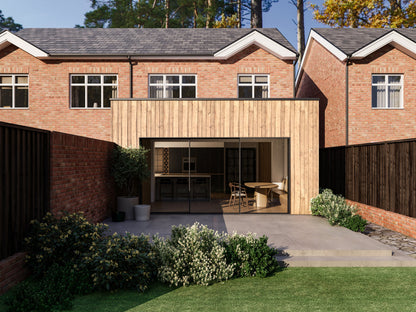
<box><xmin>104</xmin><ymin>213</ymin><xmax>416</xmax><ymax>267</ymax></box>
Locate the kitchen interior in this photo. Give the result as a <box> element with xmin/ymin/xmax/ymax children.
<box><xmin>146</xmin><ymin>138</ymin><xmax>289</xmax><ymax>213</ymax></box>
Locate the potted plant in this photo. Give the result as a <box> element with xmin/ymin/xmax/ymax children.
<box><xmin>111</xmin><ymin>145</ymin><xmax>149</xmax><ymax>220</ymax></box>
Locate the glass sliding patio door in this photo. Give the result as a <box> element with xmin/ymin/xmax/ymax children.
<box><xmin>148</xmin><ymin>138</ymin><xmax>289</xmax><ymax>214</ymax></box>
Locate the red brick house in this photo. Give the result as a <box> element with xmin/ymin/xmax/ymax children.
<box><xmin>0</xmin><ymin>28</ymin><xmax>319</xmax><ymax>216</ymax></box>
<box><xmin>296</xmin><ymin>28</ymin><xmax>416</xmax><ymax>147</ymax></box>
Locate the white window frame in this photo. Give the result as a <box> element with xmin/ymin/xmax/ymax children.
<box><xmin>70</xmin><ymin>74</ymin><xmax>118</xmax><ymax>109</ymax></box>
<box><xmin>0</xmin><ymin>74</ymin><xmax>29</xmax><ymax>109</ymax></box>
<box><xmin>148</xmin><ymin>74</ymin><xmax>197</xmax><ymax>98</ymax></box>
<box><xmin>371</xmin><ymin>74</ymin><xmax>404</xmax><ymax>109</ymax></box>
<box><xmin>237</xmin><ymin>74</ymin><xmax>270</xmax><ymax>98</ymax></box>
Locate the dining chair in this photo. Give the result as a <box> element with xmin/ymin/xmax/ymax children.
<box><xmin>228</xmin><ymin>182</ymin><xmax>249</xmax><ymax>208</ymax></box>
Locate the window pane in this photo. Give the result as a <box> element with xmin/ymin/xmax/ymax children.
<box><xmin>0</xmin><ymin>76</ymin><xmax>12</xmax><ymax>84</ymax></box>
<box><xmin>104</xmin><ymin>86</ymin><xmax>117</xmax><ymax>108</ymax></box>
<box><xmin>388</xmin><ymin>76</ymin><xmax>401</xmax><ymax>84</ymax></box>
<box><xmin>166</xmin><ymin>76</ymin><xmax>179</xmax><ymax>84</ymax></box>
<box><xmin>239</xmin><ymin>76</ymin><xmax>252</xmax><ymax>84</ymax></box>
<box><xmin>372</xmin><ymin>76</ymin><xmax>385</xmax><ymax>84</ymax></box>
<box><xmin>0</xmin><ymin>86</ymin><xmax>12</xmax><ymax>107</ymax></box>
<box><xmin>72</xmin><ymin>76</ymin><xmax>84</xmax><ymax>83</ymax></box>
<box><xmin>182</xmin><ymin>76</ymin><xmax>195</xmax><ymax>84</ymax></box>
<box><xmin>254</xmin><ymin>86</ymin><xmax>268</xmax><ymax>98</ymax></box>
<box><xmin>15</xmin><ymin>76</ymin><xmax>28</xmax><ymax>84</ymax></box>
<box><xmin>150</xmin><ymin>86</ymin><xmax>163</xmax><ymax>98</ymax></box>
<box><xmin>87</xmin><ymin>86</ymin><xmax>101</xmax><ymax>107</ymax></box>
<box><xmin>88</xmin><ymin>76</ymin><xmax>101</xmax><ymax>84</ymax></box>
<box><xmin>182</xmin><ymin>86</ymin><xmax>196</xmax><ymax>98</ymax></box>
<box><xmin>71</xmin><ymin>86</ymin><xmax>85</xmax><ymax>107</ymax></box>
<box><xmin>388</xmin><ymin>86</ymin><xmax>401</xmax><ymax>108</ymax></box>
<box><xmin>372</xmin><ymin>85</ymin><xmax>386</xmax><ymax>108</ymax></box>
<box><xmin>104</xmin><ymin>76</ymin><xmax>117</xmax><ymax>84</ymax></box>
<box><xmin>238</xmin><ymin>86</ymin><xmax>252</xmax><ymax>98</ymax></box>
<box><xmin>15</xmin><ymin>86</ymin><xmax>28</xmax><ymax>107</ymax></box>
<box><xmin>255</xmin><ymin>76</ymin><xmax>268</xmax><ymax>83</ymax></box>
<box><xmin>150</xmin><ymin>76</ymin><xmax>163</xmax><ymax>84</ymax></box>
<box><xmin>166</xmin><ymin>86</ymin><xmax>180</xmax><ymax>98</ymax></box>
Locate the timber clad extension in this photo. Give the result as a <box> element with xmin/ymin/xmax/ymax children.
<box><xmin>297</xmin><ymin>28</ymin><xmax>416</xmax><ymax>147</ymax></box>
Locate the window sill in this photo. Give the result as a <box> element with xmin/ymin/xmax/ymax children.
<box><xmin>372</xmin><ymin>107</ymin><xmax>404</xmax><ymax>110</ymax></box>
<box><xmin>0</xmin><ymin>107</ymin><xmax>29</xmax><ymax>110</ymax></box>
<box><xmin>70</xmin><ymin>107</ymin><xmax>112</xmax><ymax>110</ymax></box>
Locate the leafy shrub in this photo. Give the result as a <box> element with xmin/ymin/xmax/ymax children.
<box><xmin>111</xmin><ymin>145</ymin><xmax>149</xmax><ymax>196</ymax></box>
<box><xmin>85</xmin><ymin>232</ymin><xmax>156</xmax><ymax>291</ymax></box>
<box><xmin>311</xmin><ymin>189</ymin><xmax>367</xmax><ymax>232</ymax></box>
<box><xmin>153</xmin><ymin>223</ymin><xmax>234</xmax><ymax>286</ymax></box>
<box><xmin>3</xmin><ymin>263</ymin><xmax>89</xmax><ymax>312</ymax></box>
<box><xmin>222</xmin><ymin>233</ymin><xmax>279</xmax><ymax>278</ymax></box>
<box><xmin>25</xmin><ymin>212</ymin><xmax>107</xmax><ymax>276</ymax></box>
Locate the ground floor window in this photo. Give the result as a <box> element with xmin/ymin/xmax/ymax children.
<box><xmin>142</xmin><ymin>138</ymin><xmax>289</xmax><ymax>214</ymax></box>
<box><xmin>0</xmin><ymin>75</ymin><xmax>28</xmax><ymax>108</ymax></box>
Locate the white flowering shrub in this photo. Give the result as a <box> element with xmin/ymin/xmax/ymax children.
<box><xmin>311</xmin><ymin>189</ymin><xmax>366</xmax><ymax>232</ymax></box>
<box><xmin>153</xmin><ymin>222</ymin><xmax>234</xmax><ymax>286</ymax></box>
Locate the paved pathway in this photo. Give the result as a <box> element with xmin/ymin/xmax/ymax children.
<box><xmin>105</xmin><ymin>214</ymin><xmax>416</xmax><ymax>267</ymax></box>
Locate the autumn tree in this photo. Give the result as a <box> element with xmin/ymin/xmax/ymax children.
<box><xmin>312</xmin><ymin>0</ymin><xmax>416</xmax><ymax>28</ymax></box>
<box><xmin>0</xmin><ymin>10</ymin><xmax>22</xmax><ymax>32</ymax></box>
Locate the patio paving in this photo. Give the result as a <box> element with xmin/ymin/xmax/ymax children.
<box><xmin>104</xmin><ymin>214</ymin><xmax>416</xmax><ymax>267</ymax></box>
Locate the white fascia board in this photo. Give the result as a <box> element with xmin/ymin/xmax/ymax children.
<box><xmin>295</xmin><ymin>30</ymin><xmax>348</xmax><ymax>89</ymax></box>
<box><xmin>352</xmin><ymin>31</ymin><xmax>416</xmax><ymax>59</ymax></box>
<box><xmin>0</xmin><ymin>31</ymin><xmax>48</xmax><ymax>58</ymax></box>
<box><xmin>214</xmin><ymin>30</ymin><xmax>297</xmax><ymax>60</ymax></box>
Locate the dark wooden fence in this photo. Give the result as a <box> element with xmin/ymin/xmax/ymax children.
<box><xmin>320</xmin><ymin>139</ymin><xmax>416</xmax><ymax>218</ymax></box>
<box><xmin>0</xmin><ymin>122</ymin><xmax>50</xmax><ymax>260</ymax></box>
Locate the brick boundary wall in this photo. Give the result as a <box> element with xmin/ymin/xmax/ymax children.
<box><xmin>50</xmin><ymin>132</ymin><xmax>116</xmax><ymax>223</ymax></box>
<box><xmin>0</xmin><ymin>252</ymin><xmax>29</xmax><ymax>294</ymax></box>
<box><xmin>347</xmin><ymin>200</ymin><xmax>416</xmax><ymax>239</ymax></box>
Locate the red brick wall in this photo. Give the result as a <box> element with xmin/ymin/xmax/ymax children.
<box><xmin>50</xmin><ymin>132</ymin><xmax>116</xmax><ymax>223</ymax></box>
<box><xmin>0</xmin><ymin>45</ymin><xmax>294</xmax><ymax>141</ymax></box>
<box><xmin>296</xmin><ymin>39</ymin><xmax>346</xmax><ymax>148</ymax></box>
<box><xmin>348</xmin><ymin>200</ymin><xmax>416</xmax><ymax>240</ymax></box>
<box><xmin>348</xmin><ymin>45</ymin><xmax>416</xmax><ymax>145</ymax></box>
<box><xmin>0</xmin><ymin>252</ymin><xmax>29</xmax><ymax>294</ymax></box>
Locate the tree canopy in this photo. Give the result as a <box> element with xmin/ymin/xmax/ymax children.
<box><xmin>0</xmin><ymin>10</ymin><xmax>23</xmax><ymax>32</ymax></box>
<box><xmin>312</xmin><ymin>0</ymin><xmax>416</xmax><ymax>28</ymax></box>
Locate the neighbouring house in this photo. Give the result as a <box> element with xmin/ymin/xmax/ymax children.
<box><xmin>296</xmin><ymin>28</ymin><xmax>416</xmax><ymax>148</ymax></box>
<box><xmin>0</xmin><ymin>27</ymin><xmax>318</xmax><ymax>218</ymax></box>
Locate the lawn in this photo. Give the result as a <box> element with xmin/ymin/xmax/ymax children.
<box><xmin>66</xmin><ymin>267</ymin><xmax>416</xmax><ymax>312</ymax></box>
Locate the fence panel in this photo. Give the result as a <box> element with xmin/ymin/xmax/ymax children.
<box><xmin>0</xmin><ymin>122</ymin><xmax>50</xmax><ymax>260</ymax></box>
<box><xmin>320</xmin><ymin>139</ymin><xmax>416</xmax><ymax>218</ymax></box>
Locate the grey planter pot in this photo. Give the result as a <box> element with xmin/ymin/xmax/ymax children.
<box><xmin>117</xmin><ymin>196</ymin><xmax>138</xmax><ymax>220</ymax></box>
<box><xmin>134</xmin><ymin>204</ymin><xmax>151</xmax><ymax>221</ymax></box>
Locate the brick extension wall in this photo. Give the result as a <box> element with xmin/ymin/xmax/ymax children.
<box><xmin>348</xmin><ymin>200</ymin><xmax>416</xmax><ymax>240</ymax></box>
<box><xmin>50</xmin><ymin>132</ymin><xmax>116</xmax><ymax>223</ymax></box>
<box><xmin>0</xmin><ymin>252</ymin><xmax>29</xmax><ymax>294</ymax></box>
<box><xmin>0</xmin><ymin>44</ymin><xmax>294</xmax><ymax>141</ymax></box>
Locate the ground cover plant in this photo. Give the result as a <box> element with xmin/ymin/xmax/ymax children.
<box><xmin>311</xmin><ymin>189</ymin><xmax>367</xmax><ymax>232</ymax></box>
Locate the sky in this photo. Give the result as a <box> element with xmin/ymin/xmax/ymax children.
<box><xmin>1</xmin><ymin>0</ymin><xmax>327</xmax><ymax>49</ymax></box>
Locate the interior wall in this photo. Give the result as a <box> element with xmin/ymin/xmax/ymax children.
<box><xmin>271</xmin><ymin>139</ymin><xmax>288</xmax><ymax>183</ymax></box>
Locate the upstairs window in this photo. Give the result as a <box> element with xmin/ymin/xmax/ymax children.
<box><xmin>238</xmin><ymin>74</ymin><xmax>269</xmax><ymax>98</ymax></box>
<box><xmin>71</xmin><ymin>75</ymin><xmax>117</xmax><ymax>108</ymax></box>
<box><xmin>0</xmin><ymin>75</ymin><xmax>28</xmax><ymax>108</ymax></box>
<box><xmin>149</xmin><ymin>75</ymin><xmax>196</xmax><ymax>98</ymax></box>
<box><xmin>372</xmin><ymin>74</ymin><xmax>403</xmax><ymax>109</ymax></box>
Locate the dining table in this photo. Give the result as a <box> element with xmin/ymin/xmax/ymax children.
<box><xmin>244</xmin><ymin>182</ymin><xmax>277</xmax><ymax>208</ymax></box>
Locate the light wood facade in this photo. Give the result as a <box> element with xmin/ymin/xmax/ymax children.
<box><xmin>111</xmin><ymin>99</ymin><xmax>319</xmax><ymax>214</ymax></box>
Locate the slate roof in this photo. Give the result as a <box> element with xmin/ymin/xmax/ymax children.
<box><xmin>313</xmin><ymin>28</ymin><xmax>416</xmax><ymax>55</ymax></box>
<box><xmin>14</xmin><ymin>28</ymin><xmax>296</xmax><ymax>56</ymax></box>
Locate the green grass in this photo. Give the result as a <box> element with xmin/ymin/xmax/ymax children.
<box><xmin>2</xmin><ymin>268</ymin><xmax>416</xmax><ymax>312</ymax></box>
